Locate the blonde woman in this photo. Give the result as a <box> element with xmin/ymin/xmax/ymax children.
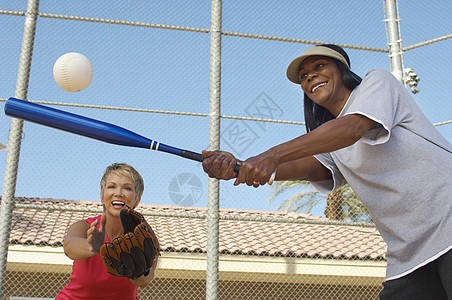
<box><xmin>57</xmin><ymin>163</ymin><xmax>158</xmax><ymax>300</ymax></box>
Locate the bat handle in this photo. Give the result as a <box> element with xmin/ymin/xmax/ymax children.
<box><xmin>181</xmin><ymin>150</ymin><xmax>241</xmax><ymax>174</ymax></box>
<box><xmin>180</xmin><ymin>150</ymin><xmax>205</xmax><ymax>162</ymax></box>
<box><xmin>181</xmin><ymin>150</ymin><xmax>275</xmax><ymax>184</ymax></box>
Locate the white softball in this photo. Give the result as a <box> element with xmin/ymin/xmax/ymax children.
<box><xmin>53</xmin><ymin>53</ymin><xmax>93</xmax><ymax>92</ymax></box>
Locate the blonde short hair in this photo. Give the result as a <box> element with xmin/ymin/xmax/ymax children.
<box><xmin>100</xmin><ymin>163</ymin><xmax>144</xmax><ymax>204</ymax></box>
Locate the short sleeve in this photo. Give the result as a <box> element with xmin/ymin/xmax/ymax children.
<box><xmin>312</xmin><ymin>153</ymin><xmax>347</xmax><ymax>194</ymax></box>
<box><xmin>341</xmin><ymin>69</ymin><xmax>405</xmax><ymax>145</ymax></box>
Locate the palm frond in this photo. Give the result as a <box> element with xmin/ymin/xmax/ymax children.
<box><xmin>268</xmin><ymin>180</ymin><xmax>371</xmax><ymax>223</ymax></box>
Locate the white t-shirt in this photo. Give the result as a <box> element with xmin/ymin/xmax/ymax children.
<box><xmin>312</xmin><ymin>69</ymin><xmax>452</xmax><ymax>280</ymax></box>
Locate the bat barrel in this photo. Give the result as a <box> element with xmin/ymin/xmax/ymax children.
<box><xmin>4</xmin><ymin>98</ymin><xmax>240</xmax><ymax>172</ymax></box>
<box><xmin>5</xmin><ymin>98</ymin><xmax>153</xmax><ymax>149</ymax></box>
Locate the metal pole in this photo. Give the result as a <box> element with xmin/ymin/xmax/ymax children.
<box><xmin>385</xmin><ymin>0</ymin><xmax>404</xmax><ymax>82</ymax></box>
<box><xmin>206</xmin><ymin>0</ymin><xmax>222</xmax><ymax>299</ymax></box>
<box><xmin>0</xmin><ymin>0</ymin><xmax>40</xmax><ymax>298</ymax></box>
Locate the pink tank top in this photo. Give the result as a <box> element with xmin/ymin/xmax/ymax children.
<box><xmin>56</xmin><ymin>215</ymin><xmax>138</xmax><ymax>300</ymax></box>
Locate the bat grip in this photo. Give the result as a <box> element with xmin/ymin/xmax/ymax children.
<box><xmin>180</xmin><ymin>150</ymin><xmax>241</xmax><ymax>173</ymax></box>
<box><xmin>180</xmin><ymin>150</ymin><xmax>204</xmax><ymax>162</ymax></box>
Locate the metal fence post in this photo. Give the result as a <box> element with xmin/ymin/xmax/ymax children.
<box><xmin>385</xmin><ymin>0</ymin><xmax>404</xmax><ymax>82</ymax></box>
<box><xmin>0</xmin><ymin>0</ymin><xmax>40</xmax><ymax>298</ymax></box>
<box><xmin>206</xmin><ymin>0</ymin><xmax>222</xmax><ymax>299</ymax></box>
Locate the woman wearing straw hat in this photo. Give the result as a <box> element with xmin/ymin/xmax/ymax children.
<box><xmin>202</xmin><ymin>44</ymin><xmax>452</xmax><ymax>299</ymax></box>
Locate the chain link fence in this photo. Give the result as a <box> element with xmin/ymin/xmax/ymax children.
<box><xmin>0</xmin><ymin>0</ymin><xmax>451</xmax><ymax>299</ymax></box>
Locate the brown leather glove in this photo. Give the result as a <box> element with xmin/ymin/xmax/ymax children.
<box><xmin>100</xmin><ymin>206</ymin><xmax>160</xmax><ymax>279</ymax></box>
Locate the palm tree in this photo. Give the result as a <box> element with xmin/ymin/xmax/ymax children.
<box><xmin>268</xmin><ymin>180</ymin><xmax>371</xmax><ymax>223</ymax></box>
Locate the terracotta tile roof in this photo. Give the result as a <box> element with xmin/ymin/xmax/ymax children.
<box><xmin>7</xmin><ymin>197</ymin><xmax>387</xmax><ymax>260</ymax></box>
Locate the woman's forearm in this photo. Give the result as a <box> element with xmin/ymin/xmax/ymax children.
<box><xmin>271</xmin><ymin>114</ymin><xmax>376</xmax><ymax>165</ymax></box>
<box><xmin>63</xmin><ymin>236</ymin><xmax>96</xmax><ymax>260</ymax></box>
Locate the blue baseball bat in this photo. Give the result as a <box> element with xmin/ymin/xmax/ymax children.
<box><xmin>4</xmin><ymin>97</ymin><xmax>241</xmax><ymax>173</ymax></box>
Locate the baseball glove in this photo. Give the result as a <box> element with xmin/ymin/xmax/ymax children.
<box><xmin>100</xmin><ymin>206</ymin><xmax>160</xmax><ymax>279</ymax></box>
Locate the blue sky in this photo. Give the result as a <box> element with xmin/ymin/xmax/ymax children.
<box><xmin>0</xmin><ymin>0</ymin><xmax>451</xmax><ymax>216</ymax></box>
